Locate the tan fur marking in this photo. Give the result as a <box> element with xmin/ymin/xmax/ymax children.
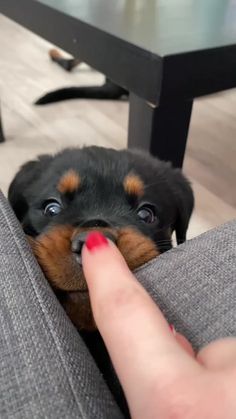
<box><xmin>117</xmin><ymin>227</ymin><xmax>159</xmax><ymax>270</ymax></box>
<box><xmin>123</xmin><ymin>174</ymin><xmax>144</xmax><ymax>197</ymax></box>
<box><xmin>29</xmin><ymin>226</ymin><xmax>117</xmax><ymax>331</ymax></box>
<box><xmin>49</xmin><ymin>48</ymin><xmax>62</xmax><ymax>60</ymax></box>
<box><xmin>28</xmin><ymin>224</ymin><xmax>159</xmax><ymax>331</ymax></box>
<box><xmin>61</xmin><ymin>291</ymin><xmax>96</xmax><ymax>331</ymax></box>
<box><xmin>57</xmin><ymin>170</ymin><xmax>80</xmax><ymax>194</ymax></box>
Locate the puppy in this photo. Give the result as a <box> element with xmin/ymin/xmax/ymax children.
<box><xmin>8</xmin><ymin>146</ymin><xmax>194</xmax><ymax>331</ymax></box>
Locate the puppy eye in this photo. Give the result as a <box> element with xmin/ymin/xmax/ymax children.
<box><xmin>43</xmin><ymin>200</ymin><xmax>62</xmax><ymax>217</ymax></box>
<box><xmin>137</xmin><ymin>205</ymin><xmax>157</xmax><ymax>224</ymax></box>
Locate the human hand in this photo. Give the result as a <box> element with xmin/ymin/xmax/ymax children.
<box><xmin>82</xmin><ymin>232</ymin><xmax>236</xmax><ymax>419</ymax></box>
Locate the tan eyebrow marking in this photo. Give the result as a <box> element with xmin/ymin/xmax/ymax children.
<box><xmin>123</xmin><ymin>174</ymin><xmax>144</xmax><ymax>197</ymax></box>
<box><xmin>57</xmin><ymin>170</ymin><xmax>80</xmax><ymax>194</ymax></box>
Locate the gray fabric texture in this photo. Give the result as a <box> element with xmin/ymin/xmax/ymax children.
<box><xmin>0</xmin><ymin>191</ymin><xmax>122</xmax><ymax>419</ymax></box>
<box><xmin>135</xmin><ymin>219</ymin><xmax>236</xmax><ymax>350</ymax></box>
<box><xmin>1</xmin><ymin>187</ymin><xmax>236</xmax><ymax>418</ymax></box>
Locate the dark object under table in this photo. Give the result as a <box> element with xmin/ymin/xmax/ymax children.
<box><xmin>1</xmin><ymin>0</ymin><xmax>236</xmax><ymax>167</ymax></box>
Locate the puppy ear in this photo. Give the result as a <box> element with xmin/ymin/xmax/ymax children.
<box><xmin>8</xmin><ymin>154</ymin><xmax>52</xmax><ymax>221</ymax></box>
<box><xmin>170</xmin><ymin>170</ymin><xmax>194</xmax><ymax>245</ymax></box>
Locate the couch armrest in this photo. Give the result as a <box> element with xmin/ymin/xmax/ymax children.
<box><xmin>0</xmin><ymin>191</ymin><xmax>122</xmax><ymax>419</ymax></box>
<box><xmin>136</xmin><ymin>219</ymin><xmax>236</xmax><ymax>350</ymax></box>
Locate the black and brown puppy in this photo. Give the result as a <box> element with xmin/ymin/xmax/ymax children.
<box><xmin>8</xmin><ymin>146</ymin><xmax>194</xmax><ymax>331</ymax></box>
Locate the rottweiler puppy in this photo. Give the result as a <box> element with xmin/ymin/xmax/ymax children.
<box><xmin>8</xmin><ymin>146</ymin><xmax>194</xmax><ymax>331</ymax></box>
<box><xmin>8</xmin><ymin>146</ymin><xmax>194</xmax><ymax>415</ymax></box>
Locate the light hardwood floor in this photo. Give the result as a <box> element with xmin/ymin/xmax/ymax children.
<box><xmin>0</xmin><ymin>14</ymin><xmax>235</xmax><ymax>239</ymax></box>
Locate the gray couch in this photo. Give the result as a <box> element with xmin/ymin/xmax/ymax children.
<box><xmin>0</xmin><ymin>189</ymin><xmax>235</xmax><ymax>418</ymax></box>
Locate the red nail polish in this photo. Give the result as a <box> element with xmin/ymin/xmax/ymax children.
<box><xmin>85</xmin><ymin>231</ymin><xmax>109</xmax><ymax>252</ymax></box>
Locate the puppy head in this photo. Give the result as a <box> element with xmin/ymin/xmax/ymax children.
<box><xmin>8</xmin><ymin>147</ymin><xmax>194</xmax><ymax>330</ymax></box>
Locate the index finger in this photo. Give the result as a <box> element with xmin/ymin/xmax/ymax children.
<box><xmin>82</xmin><ymin>233</ymin><xmax>200</xmax><ymax>412</ymax></box>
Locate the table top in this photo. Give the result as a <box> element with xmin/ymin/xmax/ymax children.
<box><xmin>38</xmin><ymin>0</ymin><xmax>236</xmax><ymax>56</ymax></box>
<box><xmin>1</xmin><ymin>0</ymin><xmax>236</xmax><ymax>104</ymax></box>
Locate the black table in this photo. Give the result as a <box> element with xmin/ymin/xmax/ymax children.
<box><xmin>1</xmin><ymin>0</ymin><xmax>236</xmax><ymax>166</ymax></box>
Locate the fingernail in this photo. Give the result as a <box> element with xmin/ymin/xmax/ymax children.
<box><xmin>169</xmin><ymin>324</ymin><xmax>176</xmax><ymax>336</ymax></box>
<box><xmin>85</xmin><ymin>231</ymin><xmax>109</xmax><ymax>252</ymax></box>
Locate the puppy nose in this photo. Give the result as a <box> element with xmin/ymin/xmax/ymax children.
<box><xmin>72</xmin><ymin>231</ymin><xmax>116</xmax><ymax>265</ymax></box>
<box><xmin>80</xmin><ymin>219</ymin><xmax>111</xmax><ymax>228</ymax></box>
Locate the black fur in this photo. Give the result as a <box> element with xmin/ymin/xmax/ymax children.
<box><xmin>35</xmin><ymin>78</ymin><xmax>129</xmax><ymax>105</ymax></box>
<box><xmin>8</xmin><ymin>146</ymin><xmax>193</xmax><ymax>247</ymax></box>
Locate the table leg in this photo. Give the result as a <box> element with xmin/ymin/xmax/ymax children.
<box><xmin>128</xmin><ymin>93</ymin><xmax>193</xmax><ymax>168</ymax></box>
<box><xmin>0</xmin><ymin>102</ymin><xmax>5</xmax><ymax>143</ymax></box>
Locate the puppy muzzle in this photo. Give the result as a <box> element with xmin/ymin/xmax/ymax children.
<box><xmin>71</xmin><ymin>230</ymin><xmax>117</xmax><ymax>265</ymax></box>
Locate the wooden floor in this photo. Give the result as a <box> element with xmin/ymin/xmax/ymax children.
<box><xmin>0</xmin><ymin>14</ymin><xmax>235</xmax><ymax>239</ymax></box>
